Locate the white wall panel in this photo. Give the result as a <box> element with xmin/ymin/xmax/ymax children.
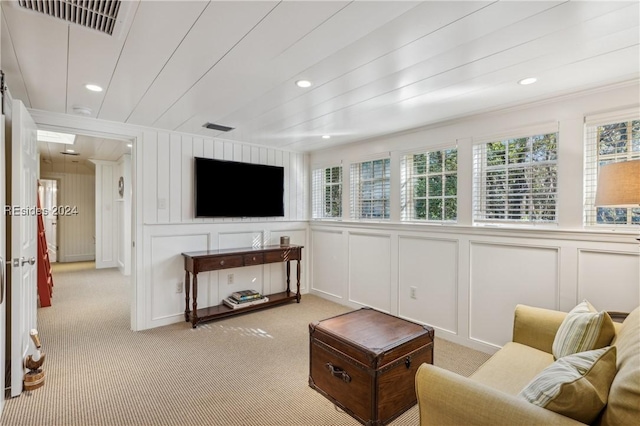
<box><xmin>470</xmin><ymin>242</ymin><xmax>559</xmax><ymax>347</ymax></box>
<box><xmin>578</xmin><ymin>250</ymin><xmax>640</xmax><ymax>313</ymax></box>
<box><xmin>41</xmin><ymin>171</ymin><xmax>96</xmax><ymax>263</ymax></box>
<box><xmin>349</xmin><ymin>232</ymin><xmax>392</xmax><ymax>312</ymax></box>
<box><xmin>311</xmin><ymin>230</ymin><xmax>345</xmax><ymax>299</ymax></box>
<box><xmin>218</xmin><ymin>231</ymin><xmax>264</xmax><ymax>249</ymax></box>
<box><xmin>150</xmin><ymin>234</ymin><xmax>209</xmax><ymax>322</ymax></box>
<box><xmin>169</xmin><ymin>134</ymin><xmax>182</xmax><ymax>223</ymax></box>
<box><xmin>398</xmin><ymin>236</ymin><xmax>458</xmax><ymax>334</ymax></box>
<box><xmin>96</xmin><ymin>162</ymin><xmax>117</xmax><ymax>268</ymax></box>
<box><xmin>143</xmin><ymin>130</ymin><xmax>308</xmax><ymax>225</ymax></box>
<box><xmin>180</xmin><ymin>136</ymin><xmax>193</xmax><ymax>223</ymax></box>
<box><xmin>268</xmin><ymin>228</ymin><xmax>307</xmax><ymax>295</ymax></box>
<box><xmin>156</xmin><ymin>132</ymin><xmax>170</xmax><ymax>224</ymax></box>
<box><xmin>142</xmin><ymin>130</ymin><xmax>157</xmax><ymax>224</ymax></box>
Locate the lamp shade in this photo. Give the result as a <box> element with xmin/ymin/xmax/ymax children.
<box><xmin>594</xmin><ymin>159</ymin><xmax>640</xmax><ymax>206</ymax></box>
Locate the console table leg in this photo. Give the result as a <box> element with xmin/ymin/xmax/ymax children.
<box><xmin>184</xmin><ymin>270</ymin><xmax>191</xmax><ymax>322</ymax></box>
<box><xmin>286</xmin><ymin>260</ymin><xmax>291</xmax><ymax>295</ymax></box>
<box><xmin>296</xmin><ymin>259</ymin><xmax>301</xmax><ymax>303</ymax></box>
<box><xmin>191</xmin><ymin>274</ymin><xmax>199</xmax><ymax>329</ymax></box>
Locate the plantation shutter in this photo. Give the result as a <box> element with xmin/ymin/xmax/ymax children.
<box><xmin>350</xmin><ymin>157</ymin><xmax>390</xmax><ymax>220</ymax></box>
<box><xmin>473</xmin><ymin>124</ymin><xmax>559</xmax><ymax>224</ymax></box>
<box><xmin>311</xmin><ymin>165</ymin><xmax>342</xmax><ymax>219</ymax></box>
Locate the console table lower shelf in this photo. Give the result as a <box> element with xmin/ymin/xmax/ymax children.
<box><xmin>190</xmin><ymin>291</ymin><xmax>298</xmax><ymax>325</ymax></box>
<box><xmin>182</xmin><ymin>245</ymin><xmax>303</xmax><ymax>328</ymax></box>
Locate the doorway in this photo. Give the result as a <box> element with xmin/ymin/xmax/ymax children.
<box><xmin>38</xmin><ymin>179</ymin><xmax>57</xmax><ymax>263</ymax></box>
<box><xmin>36</xmin><ymin>126</ymin><xmax>136</xmax><ymax>332</ymax></box>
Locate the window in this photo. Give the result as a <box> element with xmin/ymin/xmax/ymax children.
<box><xmin>350</xmin><ymin>158</ymin><xmax>390</xmax><ymax>220</ymax></box>
<box><xmin>401</xmin><ymin>148</ymin><xmax>457</xmax><ymax>222</ymax></box>
<box><xmin>585</xmin><ymin>117</ymin><xmax>640</xmax><ymax>226</ymax></box>
<box><xmin>311</xmin><ymin>166</ymin><xmax>342</xmax><ymax>219</ymax></box>
<box><xmin>473</xmin><ymin>132</ymin><xmax>558</xmax><ymax>223</ymax></box>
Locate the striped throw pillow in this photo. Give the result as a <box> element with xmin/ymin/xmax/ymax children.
<box><xmin>552</xmin><ymin>300</ymin><xmax>615</xmax><ymax>359</ymax></box>
<box><xmin>519</xmin><ymin>346</ymin><xmax>617</xmax><ymax>424</ymax></box>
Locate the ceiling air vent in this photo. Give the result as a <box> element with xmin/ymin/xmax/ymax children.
<box><xmin>203</xmin><ymin>122</ymin><xmax>235</xmax><ymax>132</ymax></box>
<box><xmin>18</xmin><ymin>0</ymin><xmax>121</xmax><ymax>36</ymax></box>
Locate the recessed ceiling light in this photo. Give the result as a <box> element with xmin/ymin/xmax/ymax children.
<box><xmin>518</xmin><ymin>77</ymin><xmax>537</xmax><ymax>85</ymax></box>
<box><xmin>295</xmin><ymin>80</ymin><xmax>312</xmax><ymax>88</ymax></box>
<box><xmin>322</xmin><ymin>135</ymin><xmax>331</xmax><ymax>139</ymax></box>
<box><xmin>85</xmin><ymin>84</ymin><xmax>103</xmax><ymax>92</ymax></box>
<box><xmin>127</xmin><ymin>144</ymin><xmax>132</xmax><ymax>148</ymax></box>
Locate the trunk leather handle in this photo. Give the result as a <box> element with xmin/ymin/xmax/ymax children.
<box><xmin>325</xmin><ymin>362</ymin><xmax>351</xmax><ymax>383</ymax></box>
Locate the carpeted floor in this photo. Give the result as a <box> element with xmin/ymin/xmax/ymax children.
<box><xmin>1</xmin><ymin>264</ymin><xmax>491</xmax><ymax>425</ymax></box>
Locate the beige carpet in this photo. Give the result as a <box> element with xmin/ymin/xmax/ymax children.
<box><xmin>1</xmin><ymin>265</ymin><xmax>491</xmax><ymax>425</ymax></box>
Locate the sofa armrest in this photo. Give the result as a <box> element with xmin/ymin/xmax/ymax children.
<box><xmin>415</xmin><ymin>364</ymin><xmax>584</xmax><ymax>426</ymax></box>
<box><xmin>512</xmin><ymin>304</ymin><xmax>567</xmax><ymax>353</ymax></box>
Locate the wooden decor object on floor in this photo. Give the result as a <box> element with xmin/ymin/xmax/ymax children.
<box><xmin>24</xmin><ymin>329</ymin><xmax>45</xmax><ymax>391</ymax></box>
<box><xmin>309</xmin><ymin>307</ymin><xmax>434</xmax><ymax>425</ymax></box>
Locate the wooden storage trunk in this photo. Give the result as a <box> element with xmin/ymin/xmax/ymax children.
<box><xmin>309</xmin><ymin>307</ymin><xmax>434</xmax><ymax>425</ymax></box>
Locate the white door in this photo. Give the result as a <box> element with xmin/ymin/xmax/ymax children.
<box><xmin>39</xmin><ymin>179</ymin><xmax>57</xmax><ymax>262</ymax></box>
<box><xmin>0</xmin><ymin>109</ymin><xmax>7</xmax><ymax>415</ymax></box>
<box><xmin>10</xmin><ymin>100</ymin><xmax>39</xmax><ymax>397</ymax></box>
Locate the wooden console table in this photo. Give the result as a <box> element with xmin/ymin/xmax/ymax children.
<box><xmin>182</xmin><ymin>244</ymin><xmax>303</xmax><ymax>328</ymax></box>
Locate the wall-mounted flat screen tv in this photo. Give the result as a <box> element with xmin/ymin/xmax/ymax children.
<box><xmin>194</xmin><ymin>157</ymin><xmax>285</xmax><ymax>218</ymax></box>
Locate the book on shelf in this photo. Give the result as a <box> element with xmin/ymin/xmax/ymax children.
<box><xmin>231</xmin><ymin>290</ymin><xmax>263</xmax><ymax>301</ymax></box>
<box><xmin>223</xmin><ymin>296</ymin><xmax>269</xmax><ymax>310</ymax></box>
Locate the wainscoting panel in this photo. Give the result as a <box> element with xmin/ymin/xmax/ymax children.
<box><xmin>469</xmin><ymin>242</ymin><xmax>560</xmax><ymax>348</ymax></box>
<box><xmin>398</xmin><ymin>236</ymin><xmax>458</xmax><ymax>334</ymax></box>
<box><xmin>311</xmin><ymin>229</ymin><xmax>345</xmax><ymax>299</ymax></box>
<box><xmin>578</xmin><ymin>249</ymin><xmax>640</xmax><ymax>312</ymax></box>
<box><xmin>349</xmin><ymin>232</ymin><xmax>392</xmax><ymax>312</ymax></box>
<box><xmin>150</xmin><ymin>234</ymin><xmax>210</xmax><ymax>322</ymax></box>
<box><xmin>267</xmin><ymin>228</ymin><xmax>307</xmax><ymax>295</ymax></box>
<box><xmin>218</xmin><ymin>231</ymin><xmax>265</xmax><ymax>249</ymax></box>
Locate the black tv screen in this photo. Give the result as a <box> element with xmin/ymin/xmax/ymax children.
<box><xmin>194</xmin><ymin>157</ymin><xmax>285</xmax><ymax>218</ymax></box>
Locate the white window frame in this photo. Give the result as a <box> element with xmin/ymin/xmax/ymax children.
<box><xmin>473</xmin><ymin>126</ymin><xmax>559</xmax><ymax>225</ymax></box>
<box><xmin>401</xmin><ymin>146</ymin><xmax>458</xmax><ymax>223</ymax></box>
<box><xmin>350</xmin><ymin>157</ymin><xmax>391</xmax><ymax>220</ymax></box>
<box><xmin>311</xmin><ymin>164</ymin><xmax>343</xmax><ymax>220</ymax></box>
<box><xmin>584</xmin><ymin>109</ymin><xmax>640</xmax><ymax>227</ymax></box>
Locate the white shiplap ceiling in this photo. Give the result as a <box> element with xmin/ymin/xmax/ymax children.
<box><xmin>2</xmin><ymin>1</ymin><xmax>639</xmax><ymax>153</ymax></box>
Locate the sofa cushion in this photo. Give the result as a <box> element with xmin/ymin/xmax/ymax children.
<box><xmin>471</xmin><ymin>342</ymin><xmax>554</xmax><ymax>395</ymax></box>
<box><xmin>519</xmin><ymin>346</ymin><xmax>617</xmax><ymax>424</ymax></box>
<box><xmin>599</xmin><ymin>307</ymin><xmax>640</xmax><ymax>426</ymax></box>
<box><xmin>552</xmin><ymin>300</ymin><xmax>615</xmax><ymax>359</ymax></box>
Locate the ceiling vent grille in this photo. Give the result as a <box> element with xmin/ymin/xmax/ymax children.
<box><xmin>18</xmin><ymin>0</ymin><xmax>121</xmax><ymax>36</ymax></box>
<box><xmin>203</xmin><ymin>122</ymin><xmax>235</xmax><ymax>132</ymax></box>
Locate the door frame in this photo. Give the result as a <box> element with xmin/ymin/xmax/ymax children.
<box><xmin>28</xmin><ymin>110</ymin><xmax>141</xmax><ymax>331</ymax></box>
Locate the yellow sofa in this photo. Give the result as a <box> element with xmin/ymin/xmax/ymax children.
<box><xmin>415</xmin><ymin>305</ymin><xmax>640</xmax><ymax>425</ymax></box>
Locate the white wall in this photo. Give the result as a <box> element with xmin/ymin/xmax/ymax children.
<box><xmin>27</xmin><ymin>82</ymin><xmax>639</xmax><ymax>343</ymax></box>
<box><xmin>140</xmin><ymin>132</ymin><xmax>309</xmax><ymax>329</ymax></box>
<box><xmin>309</xmin><ymin>81</ymin><xmax>640</xmax><ymax>353</ymax></box>
<box><xmin>40</xmin><ymin>168</ymin><xmax>96</xmax><ymax>263</ymax></box>
<box><xmin>118</xmin><ymin>154</ymin><xmax>132</xmax><ymax>276</ymax></box>
<box><xmin>29</xmin><ymin>109</ymin><xmax>309</xmax><ymax>331</ymax></box>
<box><xmin>92</xmin><ymin>160</ymin><xmax>119</xmax><ymax>269</ymax></box>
